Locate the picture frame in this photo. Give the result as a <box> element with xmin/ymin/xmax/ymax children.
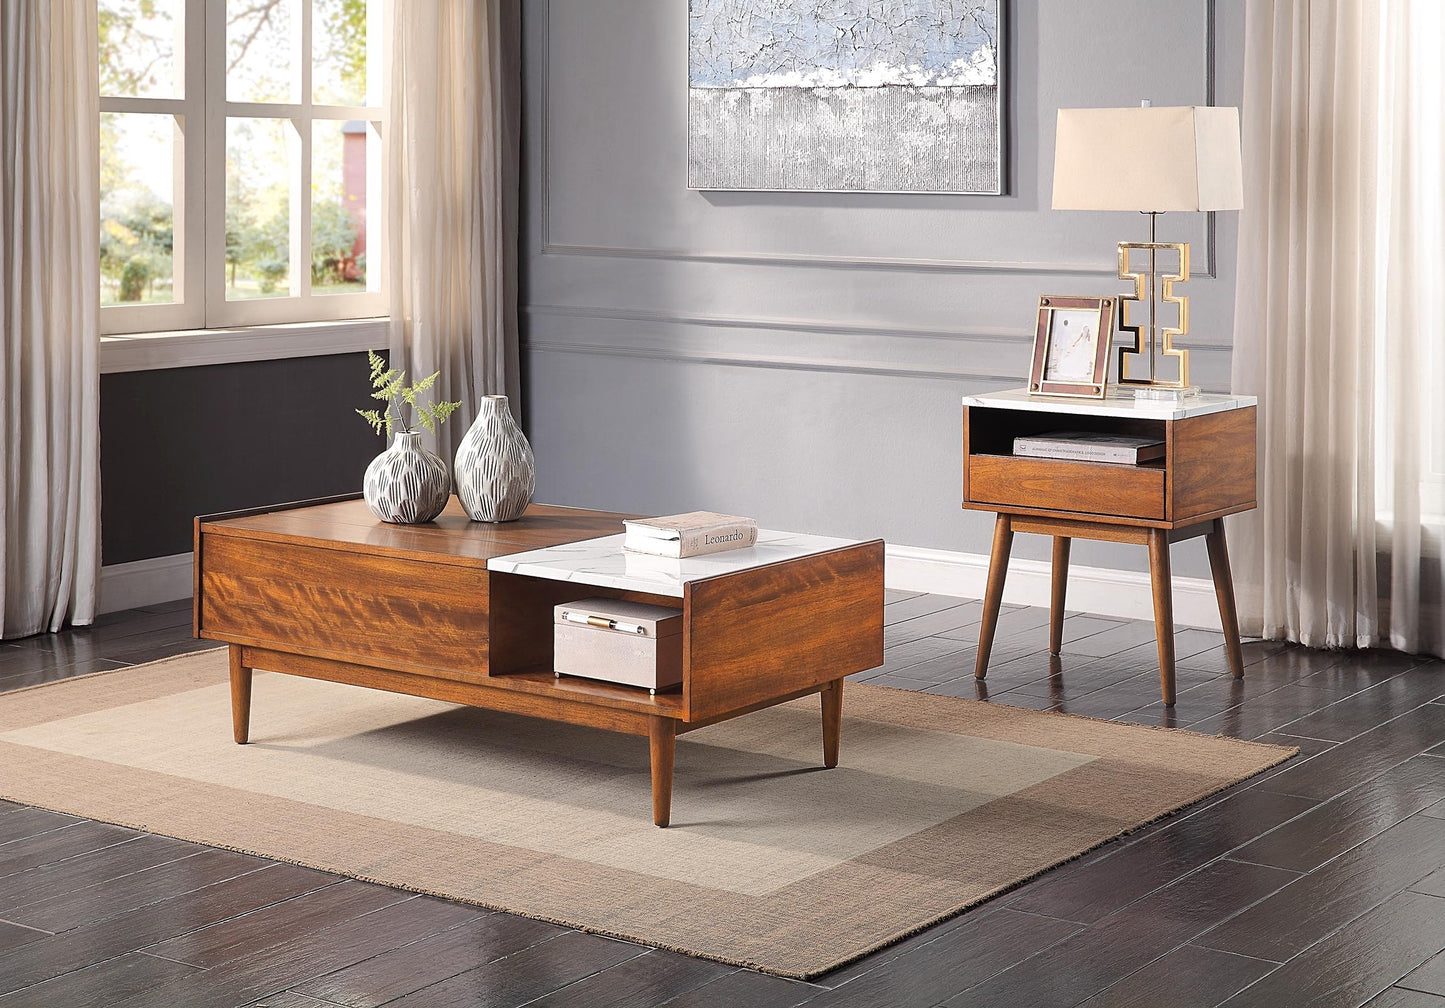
<box><xmin>1028</xmin><ymin>295</ymin><xmax>1116</xmax><ymax>399</ymax></box>
<box><xmin>687</xmin><ymin>1</ymin><xmax>1005</xmax><ymax>194</ymax></box>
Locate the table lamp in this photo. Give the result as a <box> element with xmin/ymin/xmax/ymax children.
<box><xmin>1051</xmin><ymin>104</ymin><xmax>1243</xmax><ymax>399</ymax></box>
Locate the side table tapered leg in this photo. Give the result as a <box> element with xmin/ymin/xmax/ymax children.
<box><xmin>1147</xmin><ymin>530</ymin><xmax>1178</xmax><ymax>706</ymax></box>
<box><xmin>229</xmin><ymin>645</ymin><xmax>253</xmax><ymax>744</ymax></box>
<box><xmin>975</xmin><ymin>514</ymin><xmax>1014</xmax><ymax>679</ymax></box>
<box><xmin>649</xmin><ymin>716</ymin><xmax>676</xmax><ymax>828</ymax></box>
<box><xmin>1050</xmin><ymin>536</ymin><xmax>1072</xmax><ymax>656</ymax></box>
<box><xmin>1206</xmin><ymin>518</ymin><xmax>1247</xmax><ymax>679</ymax></box>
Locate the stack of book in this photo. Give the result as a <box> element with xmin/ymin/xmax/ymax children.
<box><xmin>622</xmin><ymin>511</ymin><xmax>759</xmax><ymax>558</ymax></box>
<box><xmin>1012</xmin><ymin>431</ymin><xmax>1166</xmax><ymax>465</ymax></box>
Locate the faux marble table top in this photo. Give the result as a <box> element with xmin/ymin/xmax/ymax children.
<box><xmin>487</xmin><ymin>530</ymin><xmax>861</xmax><ymax>598</ymax></box>
<box><xmin>961</xmin><ymin>387</ymin><xmax>1257</xmax><ymax>421</ymax></box>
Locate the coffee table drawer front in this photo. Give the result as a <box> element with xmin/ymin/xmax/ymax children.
<box><xmin>968</xmin><ymin>455</ymin><xmax>1165</xmax><ymax>521</ymax></box>
<box><xmin>199</xmin><ymin>534</ymin><xmax>487</xmax><ymax>676</ymax></box>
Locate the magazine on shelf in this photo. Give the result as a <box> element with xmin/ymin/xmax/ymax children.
<box><xmin>622</xmin><ymin>511</ymin><xmax>759</xmax><ymax>558</ymax></box>
<box><xmin>1012</xmin><ymin>431</ymin><xmax>1166</xmax><ymax>465</ymax></box>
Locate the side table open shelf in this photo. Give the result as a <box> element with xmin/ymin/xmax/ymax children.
<box><xmin>961</xmin><ymin>389</ymin><xmax>1258</xmax><ymax>705</ymax></box>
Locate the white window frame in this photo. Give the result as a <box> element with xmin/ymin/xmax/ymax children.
<box><xmin>100</xmin><ymin>0</ymin><xmax>386</xmax><ymax>339</ymax></box>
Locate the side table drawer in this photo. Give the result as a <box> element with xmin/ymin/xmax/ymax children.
<box><xmin>968</xmin><ymin>455</ymin><xmax>1165</xmax><ymax>520</ymax></box>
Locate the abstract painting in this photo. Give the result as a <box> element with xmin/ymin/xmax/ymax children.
<box><xmin>688</xmin><ymin>0</ymin><xmax>1003</xmax><ymax>193</ymax></box>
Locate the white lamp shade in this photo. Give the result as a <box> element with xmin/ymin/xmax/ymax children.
<box><xmin>1051</xmin><ymin>106</ymin><xmax>1244</xmax><ymax>212</ymax></box>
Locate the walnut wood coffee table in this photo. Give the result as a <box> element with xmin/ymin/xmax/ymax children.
<box><xmin>194</xmin><ymin>496</ymin><xmax>884</xmax><ymax>826</ymax></box>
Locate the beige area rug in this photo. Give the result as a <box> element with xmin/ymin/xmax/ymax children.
<box><xmin>0</xmin><ymin>650</ymin><xmax>1295</xmax><ymax>978</ymax></box>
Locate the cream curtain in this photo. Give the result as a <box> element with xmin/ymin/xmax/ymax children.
<box><xmin>0</xmin><ymin>1</ymin><xmax>102</xmax><ymax>638</ymax></box>
<box><xmin>1232</xmin><ymin>0</ymin><xmax>1445</xmax><ymax>654</ymax></box>
<box><xmin>386</xmin><ymin>0</ymin><xmax>522</xmax><ymax>460</ymax></box>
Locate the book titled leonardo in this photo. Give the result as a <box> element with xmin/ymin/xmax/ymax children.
<box><xmin>1012</xmin><ymin>431</ymin><xmax>1166</xmax><ymax>465</ymax></box>
<box><xmin>622</xmin><ymin>511</ymin><xmax>759</xmax><ymax>558</ymax></box>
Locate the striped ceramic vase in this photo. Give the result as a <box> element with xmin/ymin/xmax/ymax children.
<box><xmin>454</xmin><ymin>395</ymin><xmax>535</xmax><ymax>522</ymax></box>
<box><xmin>362</xmin><ymin>430</ymin><xmax>451</xmax><ymax>524</ymax></box>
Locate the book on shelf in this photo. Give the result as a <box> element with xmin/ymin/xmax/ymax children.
<box><xmin>622</xmin><ymin>511</ymin><xmax>759</xmax><ymax>558</ymax></box>
<box><xmin>1012</xmin><ymin>431</ymin><xmax>1166</xmax><ymax>465</ymax></box>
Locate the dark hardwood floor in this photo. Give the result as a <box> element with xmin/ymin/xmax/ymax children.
<box><xmin>4</xmin><ymin>592</ymin><xmax>1445</xmax><ymax>1006</ymax></box>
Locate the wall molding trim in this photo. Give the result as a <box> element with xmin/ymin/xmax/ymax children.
<box><xmin>99</xmin><ymin>553</ymin><xmax>194</xmax><ymax>615</ymax></box>
<box><xmin>885</xmin><ymin>543</ymin><xmax>1225</xmax><ymax>631</ymax></box>
<box><xmin>525</xmin><ymin>303</ymin><xmax>1234</xmax><ymax>351</ymax></box>
<box><xmin>539</xmin><ymin>242</ymin><xmax>1122</xmax><ymax>277</ymax></box>
<box><xmin>524</xmin><ymin>336</ymin><xmax>1012</xmax><ymax>384</ymax></box>
<box><xmin>525</xmin><ymin>303</ymin><xmax>1030</xmax><ymax>344</ymax></box>
<box><xmin>523</xmin><ymin>303</ymin><xmax>1232</xmax><ymax>379</ymax></box>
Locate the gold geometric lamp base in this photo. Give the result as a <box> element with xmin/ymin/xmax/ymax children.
<box><xmin>1116</xmin><ymin>232</ymin><xmax>1200</xmax><ymax>401</ymax></box>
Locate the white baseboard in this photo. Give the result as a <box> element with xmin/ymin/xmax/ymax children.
<box><xmin>96</xmin><ymin>543</ymin><xmax>1224</xmax><ymax>631</ymax></box>
<box><xmin>884</xmin><ymin>543</ymin><xmax>1224</xmax><ymax>631</ymax></box>
<box><xmin>98</xmin><ymin>552</ymin><xmax>193</xmax><ymax>615</ymax></box>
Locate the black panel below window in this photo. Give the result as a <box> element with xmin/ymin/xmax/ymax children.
<box><xmin>100</xmin><ymin>352</ymin><xmax>384</xmax><ymax>565</ymax></box>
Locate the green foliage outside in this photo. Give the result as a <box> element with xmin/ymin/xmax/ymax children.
<box><xmin>356</xmin><ymin>350</ymin><xmax>463</xmax><ymax>438</ymax></box>
<box><xmin>311</xmin><ymin>199</ymin><xmax>362</xmax><ymax>287</ymax></box>
<box><xmin>101</xmin><ymin>186</ymin><xmax>174</xmax><ymax>303</ymax></box>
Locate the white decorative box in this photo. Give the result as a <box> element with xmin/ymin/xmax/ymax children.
<box><xmin>554</xmin><ymin>597</ymin><xmax>683</xmax><ymax>693</ymax></box>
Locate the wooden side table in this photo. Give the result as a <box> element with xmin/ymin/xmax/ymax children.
<box><xmin>961</xmin><ymin>389</ymin><xmax>1258</xmax><ymax>705</ymax></box>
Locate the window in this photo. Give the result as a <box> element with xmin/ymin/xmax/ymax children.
<box><xmin>99</xmin><ymin>0</ymin><xmax>383</xmax><ymax>336</ymax></box>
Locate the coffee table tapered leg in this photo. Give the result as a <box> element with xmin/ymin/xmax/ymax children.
<box><xmin>650</xmin><ymin>716</ymin><xmax>676</xmax><ymax>828</ymax></box>
<box><xmin>229</xmin><ymin>645</ymin><xmax>253</xmax><ymax>745</ymax></box>
<box><xmin>821</xmin><ymin>677</ymin><xmax>843</xmax><ymax>768</ymax></box>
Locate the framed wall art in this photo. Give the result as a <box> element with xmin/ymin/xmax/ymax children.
<box><xmin>1028</xmin><ymin>295</ymin><xmax>1116</xmax><ymax>399</ymax></box>
<box><xmin>687</xmin><ymin>0</ymin><xmax>1005</xmax><ymax>193</ymax></box>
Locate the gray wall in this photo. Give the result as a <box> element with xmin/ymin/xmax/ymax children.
<box><xmin>521</xmin><ymin>0</ymin><xmax>1245</xmax><ymax>579</ymax></box>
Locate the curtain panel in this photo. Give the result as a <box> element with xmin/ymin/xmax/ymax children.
<box><xmin>0</xmin><ymin>0</ymin><xmax>102</xmax><ymax>638</ymax></box>
<box><xmin>1232</xmin><ymin>0</ymin><xmax>1445</xmax><ymax>654</ymax></box>
<box><xmin>386</xmin><ymin>0</ymin><xmax>523</xmax><ymax>461</ymax></box>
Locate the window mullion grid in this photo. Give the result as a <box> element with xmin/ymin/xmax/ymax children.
<box><xmin>179</xmin><ymin>0</ymin><xmax>206</xmax><ymax>328</ymax></box>
<box><xmin>99</xmin><ymin>95</ymin><xmax>185</xmax><ymax>114</ymax></box>
<box><xmin>370</xmin><ymin>0</ymin><xmax>386</xmax><ymax>299</ymax></box>
<box><xmin>204</xmin><ymin>0</ymin><xmax>227</xmax><ymax>328</ymax></box>
<box><xmin>224</xmin><ymin>101</ymin><xmax>304</xmax><ymax>117</ymax></box>
<box><xmin>296</xmin><ymin>0</ymin><xmax>313</xmax><ymax>301</ymax></box>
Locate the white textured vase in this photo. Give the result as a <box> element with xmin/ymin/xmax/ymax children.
<box><xmin>363</xmin><ymin>430</ymin><xmax>451</xmax><ymax>524</ymax></box>
<box><xmin>454</xmin><ymin>395</ymin><xmax>535</xmax><ymax>522</ymax></box>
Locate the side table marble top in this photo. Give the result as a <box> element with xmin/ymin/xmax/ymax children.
<box><xmin>962</xmin><ymin>387</ymin><xmax>1257</xmax><ymax>421</ymax></box>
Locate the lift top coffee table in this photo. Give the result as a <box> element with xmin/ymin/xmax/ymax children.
<box><xmin>194</xmin><ymin>496</ymin><xmax>884</xmax><ymax>826</ymax></box>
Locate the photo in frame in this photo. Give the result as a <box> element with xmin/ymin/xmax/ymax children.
<box><xmin>1028</xmin><ymin>295</ymin><xmax>1116</xmax><ymax>399</ymax></box>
